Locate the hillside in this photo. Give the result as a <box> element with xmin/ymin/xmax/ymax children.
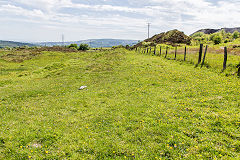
<box><xmin>35</xmin><ymin>39</ymin><xmax>139</xmax><ymax>48</ymax></box>
<box><xmin>191</xmin><ymin>27</ymin><xmax>240</xmax><ymax>35</ymax></box>
<box><xmin>0</xmin><ymin>40</ymin><xmax>35</xmax><ymax>48</ymax></box>
<box><xmin>135</xmin><ymin>29</ymin><xmax>191</xmax><ymax>47</ymax></box>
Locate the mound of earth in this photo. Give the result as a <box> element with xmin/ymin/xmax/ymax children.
<box><xmin>135</xmin><ymin>30</ymin><xmax>191</xmax><ymax>48</ymax></box>
<box><xmin>1</xmin><ymin>46</ymin><xmax>78</xmax><ymax>63</ymax></box>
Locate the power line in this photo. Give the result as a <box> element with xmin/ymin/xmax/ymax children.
<box><xmin>147</xmin><ymin>23</ymin><xmax>151</xmax><ymax>39</ymax></box>
<box><xmin>62</xmin><ymin>34</ymin><xmax>65</xmax><ymax>46</ymax></box>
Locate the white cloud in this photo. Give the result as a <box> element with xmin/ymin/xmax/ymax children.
<box><xmin>1</xmin><ymin>0</ymin><xmax>240</xmax><ymax>41</ymax></box>
<box><xmin>13</xmin><ymin>0</ymin><xmax>72</xmax><ymax>11</ymax></box>
<box><xmin>0</xmin><ymin>4</ymin><xmax>45</xmax><ymax>18</ymax></box>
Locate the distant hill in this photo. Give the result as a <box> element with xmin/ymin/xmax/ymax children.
<box><xmin>35</xmin><ymin>39</ymin><xmax>139</xmax><ymax>48</ymax></box>
<box><xmin>135</xmin><ymin>29</ymin><xmax>191</xmax><ymax>47</ymax></box>
<box><xmin>0</xmin><ymin>40</ymin><xmax>35</xmax><ymax>48</ymax></box>
<box><xmin>191</xmin><ymin>27</ymin><xmax>240</xmax><ymax>35</ymax></box>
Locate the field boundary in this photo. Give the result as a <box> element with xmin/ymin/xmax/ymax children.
<box><xmin>135</xmin><ymin>44</ymin><xmax>240</xmax><ymax>77</ymax></box>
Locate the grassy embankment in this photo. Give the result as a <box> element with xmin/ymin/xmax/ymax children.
<box><xmin>0</xmin><ymin>49</ymin><xmax>240</xmax><ymax>159</ymax></box>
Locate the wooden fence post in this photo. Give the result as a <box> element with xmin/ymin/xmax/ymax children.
<box><xmin>198</xmin><ymin>44</ymin><xmax>203</xmax><ymax>64</ymax></box>
<box><xmin>150</xmin><ymin>47</ymin><xmax>152</xmax><ymax>55</ymax></box>
<box><xmin>223</xmin><ymin>47</ymin><xmax>228</xmax><ymax>71</ymax></box>
<box><xmin>201</xmin><ymin>45</ymin><xmax>208</xmax><ymax>67</ymax></box>
<box><xmin>165</xmin><ymin>47</ymin><xmax>168</xmax><ymax>58</ymax></box>
<box><xmin>147</xmin><ymin>48</ymin><xmax>149</xmax><ymax>54</ymax></box>
<box><xmin>174</xmin><ymin>47</ymin><xmax>177</xmax><ymax>60</ymax></box>
<box><xmin>184</xmin><ymin>46</ymin><xmax>187</xmax><ymax>61</ymax></box>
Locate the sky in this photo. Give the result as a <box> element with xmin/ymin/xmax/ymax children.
<box><xmin>0</xmin><ymin>0</ymin><xmax>240</xmax><ymax>42</ymax></box>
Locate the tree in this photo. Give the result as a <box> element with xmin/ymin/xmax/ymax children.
<box><xmin>220</xmin><ymin>29</ymin><xmax>226</xmax><ymax>39</ymax></box>
<box><xmin>68</xmin><ymin>44</ymin><xmax>78</xmax><ymax>49</ymax></box>
<box><xmin>191</xmin><ymin>32</ymin><xmax>209</xmax><ymax>44</ymax></box>
<box><xmin>191</xmin><ymin>32</ymin><xmax>205</xmax><ymax>38</ymax></box>
<box><xmin>79</xmin><ymin>44</ymin><xmax>90</xmax><ymax>51</ymax></box>
<box><xmin>232</xmin><ymin>31</ymin><xmax>240</xmax><ymax>39</ymax></box>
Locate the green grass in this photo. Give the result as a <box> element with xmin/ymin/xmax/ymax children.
<box><xmin>0</xmin><ymin>49</ymin><xmax>240</xmax><ymax>159</ymax></box>
<box><xmin>139</xmin><ymin>45</ymin><xmax>240</xmax><ymax>75</ymax></box>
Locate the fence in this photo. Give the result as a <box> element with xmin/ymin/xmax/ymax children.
<box><xmin>135</xmin><ymin>44</ymin><xmax>240</xmax><ymax>77</ymax></box>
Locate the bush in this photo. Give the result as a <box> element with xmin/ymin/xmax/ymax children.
<box><xmin>79</xmin><ymin>44</ymin><xmax>90</xmax><ymax>51</ymax></box>
<box><xmin>112</xmin><ymin>45</ymin><xmax>124</xmax><ymax>49</ymax></box>
<box><xmin>212</xmin><ymin>35</ymin><xmax>222</xmax><ymax>45</ymax></box>
<box><xmin>232</xmin><ymin>31</ymin><xmax>240</xmax><ymax>39</ymax></box>
<box><xmin>191</xmin><ymin>32</ymin><xmax>210</xmax><ymax>44</ymax></box>
<box><xmin>4</xmin><ymin>46</ymin><xmax>10</xmax><ymax>50</ymax></box>
<box><xmin>191</xmin><ymin>32</ymin><xmax>205</xmax><ymax>38</ymax></box>
<box><xmin>69</xmin><ymin>47</ymin><xmax>78</xmax><ymax>51</ymax></box>
<box><xmin>224</xmin><ymin>39</ymin><xmax>230</xmax><ymax>43</ymax></box>
<box><xmin>18</xmin><ymin>45</ymin><xmax>30</xmax><ymax>49</ymax></box>
<box><xmin>142</xmin><ymin>42</ymin><xmax>156</xmax><ymax>47</ymax></box>
<box><xmin>68</xmin><ymin>44</ymin><xmax>78</xmax><ymax>49</ymax></box>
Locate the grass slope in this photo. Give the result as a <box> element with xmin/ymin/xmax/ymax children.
<box><xmin>0</xmin><ymin>49</ymin><xmax>240</xmax><ymax>159</ymax></box>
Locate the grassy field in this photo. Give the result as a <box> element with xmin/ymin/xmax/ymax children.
<box><xmin>0</xmin><ymin>48</ymin><xmax>240</xmax><ymax>159</ymax></box>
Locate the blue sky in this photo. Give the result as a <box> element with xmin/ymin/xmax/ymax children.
<box><xmin>0</xmin><ymin>0</ymin><xmax>239</xmax><ymax>42</ymax></box>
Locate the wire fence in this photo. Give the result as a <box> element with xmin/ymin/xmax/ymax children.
<box><xmin>135</xmin><ymin>45</ymin><xmax>240</xmax><ymax>77</ymax></box>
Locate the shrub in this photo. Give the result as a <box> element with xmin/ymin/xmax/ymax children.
<box><xmin>191</xmin><ymin>32</ymin><xmax>210</xmax><ymax>44</ymax></box>
<box><xmin>79</xmin><ymin>44</ymin><xmax>90</xmax><ymax>51</ymax></box>
<box><xmin>125</xmin><ymin>45</ymin><xmax>130</xmax><ymax>49</ymax></box>
<box><xmin>19</xmin><ymin>45</ymin><xmax>30</xmax><ymax>49</ymax></box>
<box><xmin>142</xmin><ymin>42</ymin><xmax>156</xmax><ymax>47</ymax></box>
<box><xmin>212</xmin><ymin>35</ymin><xmax>222</xmax><ymax>45</ymax></box>
<box><xmin>112</xmin><ymin>45</ymin><xmax>124</xmax><ymax>49</ymax></box>
<box><xmin>69</xmin><ymin>47</ymin><xmax>78</xmax><ymax>51</ymax></box>
<box><xmin>191</xmin><ymin>32</ymin><xmax>205</xmax><ymax>38</ymax></box>
<box><xmin>220</xmin><ymin>29</ymin><xmax>227</xmax><ymax>39</ymax></box>
<box><xmin>224</xmin><ymin>39</ymin><xmax>230</xmax><ymax>43</ymax></box>
<box><xmin>68</xmin><ymin>44</ymin><xmax>78</xmax><ymax>49</ymax></box>
<box><xmin>4</xmin><ymin>46</ymin><xmax>10</xmax><ymax>50</ymax></box>
<box><xmin>232</xmin><ymin>31</ymin><xmax>240</xmax><ymax>39</ymax></box>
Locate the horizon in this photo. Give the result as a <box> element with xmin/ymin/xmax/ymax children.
<box><xmin>1</xmin><ymin>0</ymin><xmax>240</xmax><ymax>42</ymax></box>
<box><xmin>0</xmin><ymin>38</ymin><xmax>140</xmax><ymax>43</ymax></box>
<box><xmin>1</xmin><ymin>27</ymin><xmax>240</xmax><ymax>43</ymax></box>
